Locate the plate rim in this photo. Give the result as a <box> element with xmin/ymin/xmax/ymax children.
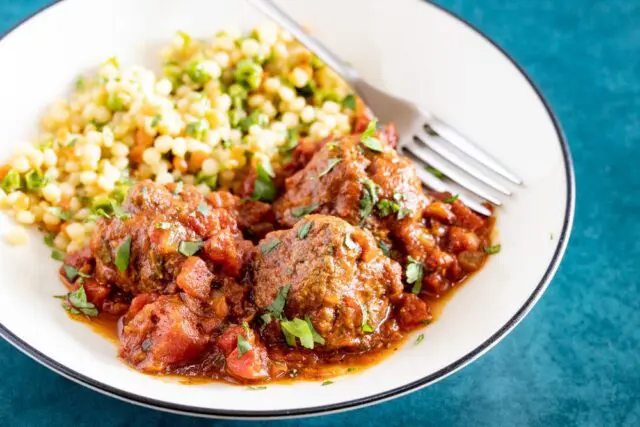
<box><xmin>0</xmin><ymin>0</ymin><xmax>576</xmax><ymax>419</ymax></box>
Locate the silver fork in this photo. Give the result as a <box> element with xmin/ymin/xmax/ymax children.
<box><xmin>247</xmin><ymin>0</ymin><xmax>522</xmax><ymax>216</ymax></box>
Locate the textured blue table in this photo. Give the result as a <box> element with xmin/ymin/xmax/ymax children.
<box><xmin>1</xmin><ymin>1</ymin><xmax>638</xmax><ymax>426</ymax></box>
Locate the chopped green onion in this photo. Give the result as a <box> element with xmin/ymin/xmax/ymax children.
<box><xmin>24</xmin><ymin>169</ymin><xmax>49</xmax><ymax>191</ymax></box>
<box><xmin>106</xmin><ymin>92</ymin><xmax>126</xmax><ymax>112</ymax></box>
<box><xmin>186</xmin><ymin>61</ymin><xmax>212</xmax><ymax>85</ymax></box>
<box><xmin>234</xmin><ymin>59</ymin><xmax>263</xmax><ymax>90</ymax></box>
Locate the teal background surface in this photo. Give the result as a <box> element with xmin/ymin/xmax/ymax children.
<box><xmin>1</xmin><ymin>0</ymin><xmax>638</xmax><ymax>425</ymax></box>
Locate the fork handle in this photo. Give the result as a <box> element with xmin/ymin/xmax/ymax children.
<box><xmin>246</xmin><ymin>0</ymin><xmax>361</xmax><ymax>85</ymax></box>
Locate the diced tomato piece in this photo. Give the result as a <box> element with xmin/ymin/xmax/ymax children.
<box><xmin>82</xmin><ymin>278</ymin><xmax>111</xmax><ymax>308</ymax></box>
<box><xmin>216</xmin><ymin>325</ymin><xmax>245</xmax><ymax>356</ymax></box>
<box><xmin>202</xmin><ymin>232</ymin><xmax>244</xmax><ymax>277</ymax></box>
<box><xmin>176</xmin><ymin>256</ymin><xmax>213</xmax><ymax>300</ymax></box>
<box><xmin>396</xmin><ymin>293</ymin><xmax>432</xmax><ymax>330</ymax></box>
<box><xmin>451</xmin><ymin>200</ymin><xmax>484</xmax><ymax>231</ymax></box>
<box><xmin>128</xmin><ymin>293</ymin><xmax>157</xmax><ymax>317</ymax></box>
<box><xmin>226</xmin><ymin>346</ymin><xmax>269</xmax><ymax>380</ymax></box>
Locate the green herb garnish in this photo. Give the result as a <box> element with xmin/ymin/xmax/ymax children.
<box><xmin>246</xmin><ymin>386</ymin><xmax>267</xmax><ymax>391</ymax></box>
<box><xmin>44</xmin><ymin>233</ymin><xmax>55</xmax><ymax>248</ymax></box>
<box><xmin>280</xmin><ymin>318</ymin><xmax>315</xmax><ymax>349</ymax></box>
<box><xmin>1</xmin><ymin>170</ymin><xmax>21</xmax><ymax>192</ymax></box>
<box><xmin>178</xmin><ymin>240</ymin><xmax>204</xmax><ymax>256</ymax></box>
<box><xmin>297</xmin><ymin>221</ymin><xmax>313</xmax><ymax>239</ymax></box>
<box><xmin>359</xmin><ymin>178</ymin><xmax>379</xmax><ymax>222</ymax></box>
<box><xmin>360</xmin><ymin>119</ymin><xmax>383</xmax><ymax>152</ymax></box>
<box><xmin>115</xmin><ymin>236</ymin><xmax>132</xmax><ymax>272</ymax></box>
<box><xmin>252</xmin><ymin>162</ymin><xmax>276</xmax><ymax>202</ymax></box>
<box><xmin>236</xmin><ymin>334</ymin><xmax>252</xmax><ymax>358</ymax></box>
<box><xmin>444</xmin><ymin>194</ymin><xmax>459</xmax><ymax>203</ymax></box>
<box><xmin>291</xmin><ymin>203</ymin><xmax>319</xmax><ymax>218</ymax></box>
<box><xmin>321</xmin><ymin>380</ymin><xmax>334</xmax><ymax>386</ymax></box>
<box><xmin>318</xmin><ymin>158</ymin><xmax>341</xmax><ymax>177</ymax></box>
<box><xmin>305</xmin><ymin>316</ymin><xmax>325</xmax><ymax>345</ymax></box>
<box><xmin>150</xmin><ymin>115</ymin><xmax>162</xmax><ymax>128</ymax></box>
<box><xmin>378</xmin><ymin>240</ymin><xmax>391</xmax><ymax>257</ymax></box>
<box><xmin>406</xmin><ymin>256</ymin><xmax>425</xmax><ymax>295</ymax></box>
<box><xmin>261</xmin><ymin>238</ymin><xmax>280</xmax><ymax>255</ymax></box>
<box><xmin>261</xmin><ymin>284</ymin><xmax>291</xmax><ymax>324</ymax></box>
<box><xmin>342</xmin><ymin>94</ymin><xmax>356</xmax><ymax>110</ymax></box>
<box><xmin>415</xmin><ymin>333</ymin><xmax>425</xmax><ymax>345</ymax></box>
<box><xmin>484</xmin><ymin>244</ymin><xmax>501</xmax><ymax>255</ymax></box>
<box><xmin>55</xmin><ymin>285</ymin><xmax>98</xmax><ymax>317</ymax></box>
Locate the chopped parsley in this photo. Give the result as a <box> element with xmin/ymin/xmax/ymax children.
<box><xmin>246</xmin><ymin>386</ymin><xmax>267</xmax><ymax>391</ymax></box>
<box><xmin>359</xmin><ymin>178</ymin><xmax>379</xmax><ymax>222</ymax></box>
<box><xmin>360</xmin><ymin>119</ymin><xmax>383</xmax><ymax>152</ymax></box>
<box><xmin>280</xmin><ymin>317</ymin><xmax>324</xmax><ymax>349</ymax></box>
<box><xmin>115</xmin><ymin>236</ymin><xmax>132</xmax><ymax>272</ymax></box>
<box><xmin>346</xmin><ymin>367</ymin><xmax>356</xmax><ymax>373</ymax></box>
<box><xmin>178</xmin><ymin>240</ymin><xmax>204</xmax><ymax>256</ymax></box>
<box><xmin>55</xmin><ymin>285</ymin><xmax>98</xmax><ymax>317</ymax></box>
<box><xmin>260</xmin><ymin>238</ymin><xmax>280</xmax><ymax>255</ymax></box>
<box><xmin>406</xmin><ymin>256</ymin><xmax>425</xmax><ymax>295</ymax></box>
<box><xmin>236</xmin><ymin>334</ymin><xmax>252</xmax><ymax>358</ymax></box>
<box><xmin>378</xmin><ymin>240</ymin><xmax>391</xmax><ymax>257</ymax></box>
<box><xmin>252</xmin><ymin>162</ymin><xmax>277</xmax><ymax>202</ymax></box>
<box><xmin>261</xmin><ymin>284</ymin><xmax>291</xmax><ymax>324</ymax></box>
<box><xmin>318</xmin><ymin>158</ymin><xmax>341</xmax><ymax>177</ymax></box>
<box><xmin>291</xmin><ymin>203</ymin><xmax>319</xmax><ymax>218</ymax></box>
<box><xmin>297</xmin><ymin>221</ymin><xmax>313</xmax><ymax>239</ymax></box>
<box><xmin>415</xmin><ymin>333</ymin><xmax>425</xmax><ymax>345</ymax></box>
<box><xmin>377</xmin><ymin>199</ymin><xmax>400</xmax><ymax>217</ymax></box>
<box><xmin>484</xmin><ymin>244</ymin><xmax>501</xmax><ymax>255</ymax></box>
<box><xmin>444</xmin><ymin>194</ymin><xmax>459</xmax><ymax>203</ymax></box>
<box><xmin>321</xmin><ymin>380</ymin><xmax>334</xmax><ymax>386</ymax></box>
<box><xmin>305</xmin><ymin>316</ymin><xmax>325</xmax><ymax>345</ymax></box>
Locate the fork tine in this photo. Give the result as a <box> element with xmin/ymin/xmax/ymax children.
<box><xmin>414</xmin><ymin>166</ymin><xmax>492</xmax><ymax>216</ymax></box>
<box><xmin>416</xmin><ymin>127</ymin><xmax>512</xmax><ymax>196</ymax></box>
<box><xmin>403</xmin><ymin>140</ymin><xmax>503</xmax><ymax>206</ymax></box>
<box><xmin>423</xmin><ymin>114</ymin><xmax>523</xmax><ymax>185</ymax></box>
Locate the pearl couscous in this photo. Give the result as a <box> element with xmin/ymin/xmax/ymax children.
<box><xmin>0</xmin><ymin>23</ymin><xmax>356</xmax><ymax>254</ymax></box>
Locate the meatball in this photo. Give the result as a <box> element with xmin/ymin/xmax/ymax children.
<box><xmin>252</xmin><ymin>215</ymin><xmax>403</xmax><ymax>350</ymax></box>
<box><xmin>90</xmin><ymin>181</ymin><xmax>253</xmax><ymax>296</ymax></box>
<box><xmin>119</xmin><ymin>294</ymin><xmax>214</xmax><ymax>373</ymax></box>
<box><xmin>273</xmin><ymin>129</ymin><xmax>428</xmax><ymax>235</ymax></box>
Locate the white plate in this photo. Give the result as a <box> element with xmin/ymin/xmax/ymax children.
<box><xmin>0</xmin><ymin>0</ymin><xmax>574</xmax><ymax>419</ymax></box>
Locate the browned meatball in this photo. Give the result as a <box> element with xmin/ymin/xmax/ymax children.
<box><xmin>252</xmin><ymin>215</ymin><xmax>403</xmax><ymax>350</ymax></box>
<box><xmin>90</xmin><ymin>181</ymin><xmax>253</xmax><ymax>296</ymax></box>
<box><xmin>273</xmin><ymin>130</ymin><xmax>428</xmax><ymax>239</ymax></box>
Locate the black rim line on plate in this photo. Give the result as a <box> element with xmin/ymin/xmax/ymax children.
<box><xmin>0</xmin><ymin>0</ymin><xmax>576</xmax><ymax>419</ymax></box>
